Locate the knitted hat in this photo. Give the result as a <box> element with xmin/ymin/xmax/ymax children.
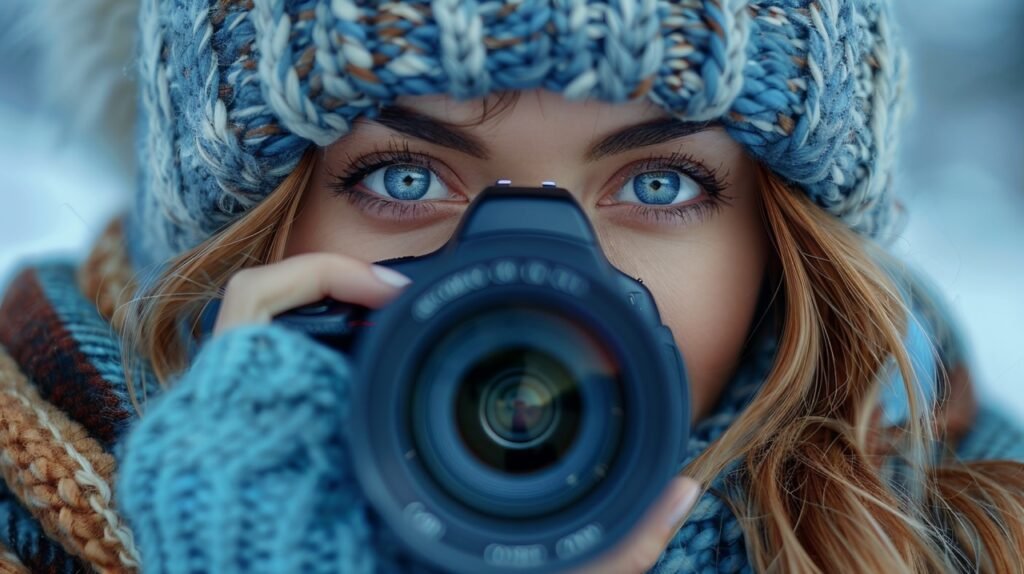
<box><xmin>130</xmin><ymin>0</ymin><xmax>908</xmax><ymax>270</ymax></box>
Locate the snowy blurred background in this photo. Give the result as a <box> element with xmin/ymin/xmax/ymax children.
<box><xmin>1</xmin><ymin>1</ymin><xmax>1022</xmax><ymax>415</ymax></box>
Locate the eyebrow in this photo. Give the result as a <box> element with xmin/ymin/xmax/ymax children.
<box><xmin>369</xmin><ymin>105</ymin><xmax>717</xmax><ymax>162</ymax></box>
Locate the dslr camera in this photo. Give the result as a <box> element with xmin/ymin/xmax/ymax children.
<box><xmin>275</xmin><ymin>182</ymin><xmax>691</xmax><ymax>573</ymax></box>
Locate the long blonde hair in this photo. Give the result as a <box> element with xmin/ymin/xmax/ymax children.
<box><xmin>119</xmin><ymin>144</ymin><xmax>1024</xmax><ymax>572</ymax></box>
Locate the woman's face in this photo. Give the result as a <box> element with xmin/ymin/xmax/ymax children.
<box><xmin>287</xmin><ymin>90</ymin><xmax>769</xmax><ymax>421</ymax></box>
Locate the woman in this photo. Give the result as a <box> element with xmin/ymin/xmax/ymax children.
<box><xmin>0</xmin><ymin>1</ymin><xmax>1021</xmax><ymax>573</ymax></box>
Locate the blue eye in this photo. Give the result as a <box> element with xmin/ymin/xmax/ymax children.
<box><xmin>361</xmin><ymin>164</ymin><xmax>448</xmax><ymax>201</ymax></box>
<box><xmin>616</xmin><ymin>170</ymin><xmax>701</xmax><ymax>206</ymax></box>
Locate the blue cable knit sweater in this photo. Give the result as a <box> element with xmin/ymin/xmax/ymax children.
<box><xmin>0</xmin><ymin>257</ymin><xmax>1022</xmax><ymax>573</ymax></box>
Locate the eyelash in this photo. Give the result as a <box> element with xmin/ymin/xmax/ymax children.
<box><xmin>326</xmin><ymin>140</ymin><xmax>733</xmax><ymax>225</ymax></box>
<box><xmin>613</xmin><ymin>151</ymin><xmax>732</xmax><ymax>225</ymax></box>
<box><xmin>326</xmin><ymin>140</ymin><xmax>448</xmax><ymax>220</ymax></box>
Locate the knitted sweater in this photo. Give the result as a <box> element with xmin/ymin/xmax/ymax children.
<box><xmin>0</xmin><ymin>224</ymin><xmax>1021</xmax><ymax>574</ymax></box>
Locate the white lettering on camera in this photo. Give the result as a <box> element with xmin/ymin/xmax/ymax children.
<box><xmin>413</xmin><ymin>259</ymin><xmax>590</xmax><ymax>320</ymax></box>
<box><xmin>555</xmin><ymin>523</ymin><xmax>603</xmax><ymax>559</ymax></box>
<box><xmin>484</xmin><ymin>543</ymin><xmax>547</xmax><ymax>567</ymax></box>
<box><xmin>403</xmin><ymin>502</ymin><xmax>445</xmax><ymax>540</ymax></box>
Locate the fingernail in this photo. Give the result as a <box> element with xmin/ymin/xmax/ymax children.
<box><xmin>665</xmin><ymin>481</ymin><xmax>701</xmax><ymax>530</ymax></box>
<box><xmin>371</xmin><ymin>265</ymin><xmax>412</xmax><ymax>288</ymax></box>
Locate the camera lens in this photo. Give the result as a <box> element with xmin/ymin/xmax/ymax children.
<box><xmin>455</xmin><ymin>348</ymin><xmax>582</xmax><ymax>473</ymax></box>
<box><xmin>410</xmin><ymin>304</ymin><xmax>623</xmax><ymax>517</ymax></box>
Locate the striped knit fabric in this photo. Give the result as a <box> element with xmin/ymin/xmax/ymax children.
<box><xmin>0</xmin><ymin>225</ymin><xmax>1021</xmax><ymax>573</ymax></box>
<box><xmin>0</xmin><ymin>264</ymin><xmax>148</xmax><ymax>451</ymax></box>
<box><xmin>0</xmin><ymin>263</ymin><xmax>144</xmax><ymax>573</ymax></box>
<box><xmin>0</xmin><ymin>539</ymin><xmax>30</xmax><ymax>574</ymax></box>
<box><xmin>0</xmin><ymin>479</ymin><xmax>79</xmax><ymax>574</ymax></box>
<box><xmin>130</xmin><ymin>0</ymin><xmax>909</xmax><ymax>271</ymax></box>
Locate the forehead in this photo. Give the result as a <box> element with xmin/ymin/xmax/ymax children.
<box><xmin>392</xmin><ymin>89</ymin><xmax>671</xmax><ymax>141</ymax></box>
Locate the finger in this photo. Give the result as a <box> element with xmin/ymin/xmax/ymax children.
<box><xmin>575</xmin><ymin>477</ymin><xmax>701</xmax><ymax>574</ymax></box>
<box><xmin>213</xmin><ymin>252</ymin><xmax>411</xmax><ymax>335</ymax></box>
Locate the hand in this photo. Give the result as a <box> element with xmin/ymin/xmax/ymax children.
<box><xmin>570</xmin><ymin>476</ymin><xmax>701</xmax><ymax>574</ymax></box>
<box><xmin>213</xmin><ymin>252</ymin><xmax>412</xmax><ymax>335</ymax></box>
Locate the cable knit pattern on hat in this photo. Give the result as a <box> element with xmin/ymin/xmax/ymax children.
<box><xmin>129</xmin><ymin>0</ymin><xmax>908</xmax><ymax>271</ymax></box>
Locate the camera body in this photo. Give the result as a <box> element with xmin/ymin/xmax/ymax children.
<box><xmin>275</xmin><ymin>184</ymin><xmax>691</xmax><ymax>573</ymax></box>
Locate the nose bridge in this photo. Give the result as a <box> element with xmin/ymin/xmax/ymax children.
<box><xmin>480</xmin><ymin>146</ymin><xmax>590</xmax><ymax>198</ymax></box>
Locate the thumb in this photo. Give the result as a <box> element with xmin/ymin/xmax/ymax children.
<box><xmin>573</xmin><ymin>476</ymin><xmax>702</xmax><ymax>574</ymax></box>
<box><xmin>634</xmin><ymin>477</ymin><xmax>702</xmax><ymax>564</ymax></box>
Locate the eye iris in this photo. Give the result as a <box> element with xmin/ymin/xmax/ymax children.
<box><xmin>383</xmin><ymin>165</ymin><xmax>431</xmax><ymax>200</ymax></box>
<box><xmin>633</xmin><ymin>171</ymin><xmax>680</xmax><ymax>205</ymax></box>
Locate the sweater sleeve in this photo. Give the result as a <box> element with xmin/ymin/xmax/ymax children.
<box><xmin>115</xmin><ymin>324</ymin><xmax>434</xmax><ymax>574</ymax></box>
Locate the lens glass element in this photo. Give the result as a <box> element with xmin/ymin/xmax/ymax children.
<box><xmin>456</xmin><ymin>347</ymin><xmax>582</xmax><ymax>473</ymax></box>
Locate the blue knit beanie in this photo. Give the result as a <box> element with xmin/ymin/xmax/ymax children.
<box><xmin>129</xmin><ymin>0</ymin><xmax>908</xmax><ymax>270</ymax></box>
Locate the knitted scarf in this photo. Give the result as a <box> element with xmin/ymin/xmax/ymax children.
<box><xmin>0</xmin><ymin>222</ymin><xmax>1020</xmax><ymax>574</ymax></box>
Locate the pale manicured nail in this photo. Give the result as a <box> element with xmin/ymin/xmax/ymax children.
<box><xmin>371</xmin><ymin>265</ymin><xmax>413</xmax><ymax>288</ymax></box>
<box><xmin>665</xmin><ymin>481</ymin><xmax>701</xmax><ymax>530</ymax></box>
